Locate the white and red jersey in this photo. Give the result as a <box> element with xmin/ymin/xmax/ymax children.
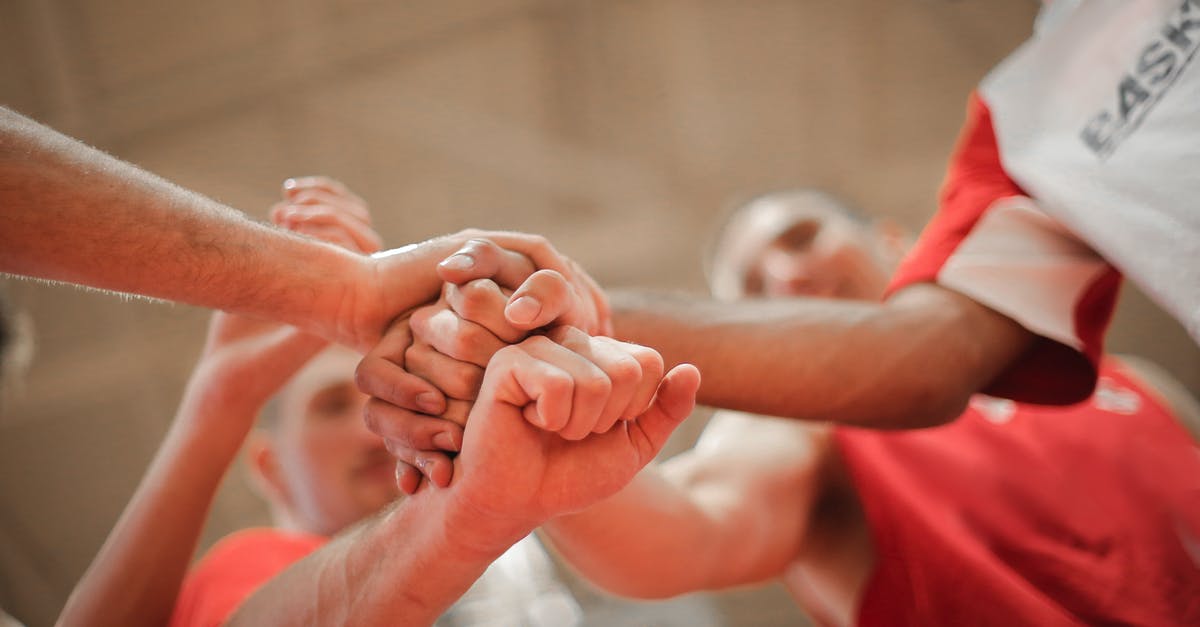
<box><xmin>889</xmin><ymin>0</ymin><xmax>1200</xmax><ymax>404</ymax></box>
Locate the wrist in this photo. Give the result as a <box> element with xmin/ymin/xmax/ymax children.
<box><xmin>432</xmin><ymin>484</ymin><xmax>538</xmax><ymax>561</ymax></box>
<box><xmin>362</xmin><ymin>236</ymin><xmax>470</xmax><ymax>347</ymax></box>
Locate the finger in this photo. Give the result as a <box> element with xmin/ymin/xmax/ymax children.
<box><xmin>627</xmin><ymin>364</ymin><xmax>701</xmax><ymax>464</ymax></box>
<box><xmin>410</xmin><ymin>304</ymin><xmax>506</xmax><ymax>368</ymax></box>
<box><xmin>518</xmin><ymin>335</ymin><xmax>611</xmax><ymax>441</ymax></box>
<box><xmin>545</xmin><ymin>327</ymin><xmax>640</xmax><ymax>435</ymax></box>
<box><xmin>594</xmin><ymin>337</ymin><xmax>664</xmax><ymax>421</ymax></box>
<box><xmin>276</xmin><ymin>204</ymin><xmax>383</xmax><ymax>253</ymax></box>
<box><xmin>468</xmin><ymin>231</ymin><xmax>570</xmax><ymax>276</ymax></box>
<box><xmin>395</xmin><ymin>460</ymin><xmax>423</xmax><ymax>495</ymax></box>
<box><xmin>444</xmin><ymin>279</ymin><xmax>525</xmax><ymax>343</ymax></box>
<box><xmin>404</xmin><ymin>339</ymin><xmax>485</xmax><ymax>401</ymax></box>
<box><xmin>437</xmin><ymin>238</ymin><xmax>537</xmax><ymax>290</ymax></box>
<box><xmin>356</xmin><ymin>323</ymin><xmax>447</xmax><ymax>415</ymax></box>
<box><xmin>363</xmin><ymin>398</ymin><xmax>463</xmax><ymax>452</ymax></box>
<box><xmin>505</xmin><ymin>269</ymin><xmax>572</xmax><ymax>330</ymax></box>
<box><xmin>383</xmin><ymin>438</ymin><xmax>455</xmax><ymax>489</ymax></box>
<box><xmin>441</xmin><ymin>398</ymin><xmax>472</xmax><ymax>428</ymax></box>
<box><xmin>282</xmin><ymin>177</ymin><xmax>370</xmax><ymax>222</ymax></box>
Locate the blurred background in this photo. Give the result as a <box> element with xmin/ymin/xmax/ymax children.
<box><xmin>1</xmin><ymin>0</ymin><xmax>1195</xmax><ymax>624</ymax></box>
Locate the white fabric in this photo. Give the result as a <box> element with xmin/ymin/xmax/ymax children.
<box><xmin>937</xmin><ymin>198</ymin><xmax>1110</xmax><ymax>351</ymax></box>
<box><xmin>980</xmin><ymin>0</ymin><xmax>1200</xmax><ymax>344</ymax></box>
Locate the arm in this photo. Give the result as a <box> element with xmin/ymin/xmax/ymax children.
<box><xmin>0</xmin><ymin>108</ymin><xmax>603</xmax><ymax>352</ymax></box>
<box><xmin>0</xmin><ymin>110</ymin><xmax>369</xmax><ymax>343</ymax></box>
<box><xmin>609</xmin><ymin>283</ymin><xmax>1034</xmax><ymax>428</ymax></box>
<box><xmin>231</xmin><ymin>331</ymin><xmax>699</xmax><ymax>625</ymax></box>
<box><xmin>543</xmin><ymin>411</ymin><xmax>828</xmax><ymax>598</ymax></box>
<box><xmin>56</xmin><ymin>182</ymin><xmax>374</xmax><ymax>627</ymax></box>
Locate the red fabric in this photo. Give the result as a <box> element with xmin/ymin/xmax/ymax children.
<box><xmin>839</xmin><ymin>361</ymin><xmax>1200</xmax><ymax>626</ymax></box>
<box><xmin>886</xmin><ymin>93</ymin><xmax>1027</xmax><ymax>293</ymax></box>
<box><xmin>169</xmin><ymin>528</ymin><xmax>326</xmax><ymax>627</ymax></box>
<box><xmin>886</xmin><ymin>93</ymin><xmax>1118</xmax><ymax>405</ymax></box>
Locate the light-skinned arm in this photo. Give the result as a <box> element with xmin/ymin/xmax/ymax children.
<box><xmin>543</xmin><ymin>410</ymin><xmax>829</xmax><ymax>598</ymax></box>
<box><xmin>0</xmin><ymin>108</ymin><xmax>607</xmax><ymax>358</ymax></box>
<box><xmin>229</xmin><ymin>331</ymin><xmax>700</xmax><ymax>626</ymax></box>
<box><xmin>56</xmin><ymin>182</ymin><xmax>378</xmax><ymax>627</ymax></box>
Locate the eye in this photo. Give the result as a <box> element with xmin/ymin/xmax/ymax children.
<box><xmin>308</xmin><ymin>383</ymin><xmax>356</xmax><ymax>419</ymax></box>
<box><xmin>773</xmin><ymin>221</ymin><xmax>818</xmax><ymax>252</ymax></box>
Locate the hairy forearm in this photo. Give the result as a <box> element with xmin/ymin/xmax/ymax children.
<box><xmin>57</xmin><ymin>406</ymin><xmax>254</xmax><ymax>627</ymax></box>
<box><xmin>229</xmin><ymin>489</ymin><xmax>529</xmax><ymax>626</ymax></box>
<box><xmin>0</xmin><ymin>107</ymin><xmax>366</xmax><ymax>341</ymax></box>
<box><xmin>610</xmin><ymin>285</ymin><xmax>1032</xmax><ymax>428</ymax></box>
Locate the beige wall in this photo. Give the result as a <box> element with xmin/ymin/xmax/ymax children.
<box><xmin>1</xmin><ymin>1</ymin><xmax>1194</xmax><ymax>624</ymax></box>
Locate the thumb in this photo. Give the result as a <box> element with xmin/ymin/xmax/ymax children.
<box><xmin>627</xmin><ymin>364</ymin><xmax>701</xmax><ymax>463</ymax></box>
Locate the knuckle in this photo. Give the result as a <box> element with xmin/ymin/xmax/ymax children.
<box><xmin>524</xmin><ymin>334</ymin><xmax>554</xmax><ymax>351</ymax></box>
<box><xmin>445</xmin><ymin>363</ymin><xmax>484</xmax><ymax>400</ymax></box>
<box><xmin>608</xmin><ymin>355</ymin><xmax>642</xmax><ymax>387</ymax></box>
<box><xmin>579</xmin><ymin>371</ymin><xmax>612</xmax><ymax>400</ymax></box>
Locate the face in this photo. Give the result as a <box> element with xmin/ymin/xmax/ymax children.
<box><xmin>269</xmin><ymin>348</ymin><xmax>398</xmax><ymax>535</ymax></box>
<box><xmin>741</xmin><ymin>208</ymin><xmax>895</xmax><ymax>301</ymax></box>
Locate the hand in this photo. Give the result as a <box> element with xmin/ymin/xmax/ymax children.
<box><xmin>179</xmin><ymin>177</ymin><xmax>380</xmax><ymax>426</ymax></box>
<box><xmin>447</xmin><ymin>333</ymin><xmax>700</xmax><ymax>530</ymax></box>
<box><xmin>365</xmin><ymin>274</ymin><xmax>627</xmax><ymax>492</ymax></box>
<box><xmin>354</xmin><ymin>236</ymin><xmax>611</xmax><ymax>460</ymax></box>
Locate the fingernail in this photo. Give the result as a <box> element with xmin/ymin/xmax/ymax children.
<box><xmin>506</xmin><ymin>295</ymin><xmax>542</xmax><ymax>325</ymax></box>
<box><xmin>416</xmin><ymin>392</ymin><xmax>443</xmax><ymax>414</ymax></box>
<box><xmin>439</xmin><ymin>254</ymin><xmax>475</xmax><ymax>272</ymax></box>
<box><xmin>433</xmin><ymin>431</ymin><xmax>459</xmax><ymax>452</ymax></box>
<box><xmin>283</xmin><ymin>178</ymin><xmax>298</xmax><ymax>192</ymax></box>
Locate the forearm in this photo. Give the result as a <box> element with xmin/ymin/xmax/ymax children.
<box><xmin>58</xmin><ymin>409</ymin><xmax>254</xmax><ymax>627</ymax></box>
<box><xmin>229</xmin><ymin>489</ymin><xmax>529</xmax><ymax>626</ymax></box>
<box><xmin>542</xmin><ymin>470</ymin><xmax>731</xmax><ymax>599</ymax></box>
<box><xmin>610</xmin><ymin>285</ymin><xmax>1032</xmax><ymax>427</ymax></box>
<box><xmin>0</xmin><ymin>107</ymin><xmax>366</xmax><ymax>342</ymax></box>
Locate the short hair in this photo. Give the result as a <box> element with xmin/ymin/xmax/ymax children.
<box><xmin>705</xmin><ymin>189</ymin><xmax>866</xmax><ymax>300</ymax></box>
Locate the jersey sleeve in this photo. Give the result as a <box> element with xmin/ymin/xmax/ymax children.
<box><xmin>169</xmin><ymin>528</ymin><xmax>326</xmax><ymax>627</ymax></box>
<box><xmin>886</xmin><ymin>93</ymin><xmax>1120</xmax><ymax>405</ymax></box>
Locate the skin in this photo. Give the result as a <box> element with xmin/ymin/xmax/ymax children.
<box><xmin>229</xmin><ymin>337</ymin><xmax>700</xmax><ymax>626</ymax></box>
<box><xmin>246</xmin><ymin>347</ymin><xmax>399</xmax><ymax>538</ymax></box>
<box><xmin>0</xmin><ymin>107</ymin><xmax>609</xmax><ymax>419</ymax></box>
<box><xmin>544</xmin><ymin>200</ymin><xmax>1200</xmax><ymax>625</ymax></box>
<box><xmin>57</xmin><ymin>181</ymin><xmax>373</xmax><ymax>627</ymax></box>
<box><xmin>56</xmin><ymin>178</ymin><xmax>666</xmax><ymax>627</ymax></box>
<box><xmin>392</xmin><ymin>197</ymin><xmax>1200</xmax><ymax>625</ymax></box>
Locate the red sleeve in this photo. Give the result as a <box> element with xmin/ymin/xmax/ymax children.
<box><xmin>169</xmin><ymin>529</ymin><xmax>326</xmax><ymax>627</ymax></box>
<box><xmin>887</xmin><ymin>93</ymin><xmax>1119</xmax><ymax>405</ymax></box>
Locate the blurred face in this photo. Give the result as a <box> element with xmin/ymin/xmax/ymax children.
<box><xmin>271</xmin><ymin>348</ymin><xmax>398</xmax><ymax>535</ymax></box>
<box><xmin>741</xmin><ymin>208</ymin><xmax>895</xmax><ymax>301</ymax></box>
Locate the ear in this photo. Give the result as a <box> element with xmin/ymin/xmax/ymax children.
<box><xmin>244</xmin><ymin>430</ymin><xmax>292</xmax><ymax>508</ymax></box>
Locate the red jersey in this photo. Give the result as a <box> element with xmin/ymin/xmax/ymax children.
<box><xmin>169</xmin><ymin>528</ymin><xmax>326</xmax><ymax>627</ymax></box>
<box><xmin>838</xmin><ymin>361</ymin><xmax>1200</xmax><ymax>625</ymax></box>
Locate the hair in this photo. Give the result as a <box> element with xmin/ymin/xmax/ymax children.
<box><xmin>704</xmin><ymin>189</ymin><xmax>867</xmax><ymax>300</ymax></box>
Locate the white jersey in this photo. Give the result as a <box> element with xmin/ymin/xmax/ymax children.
<box><xmin>980</xmin><ymin>0</ymin><xmax>1200</xmax><ymax>343</ymax></box>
